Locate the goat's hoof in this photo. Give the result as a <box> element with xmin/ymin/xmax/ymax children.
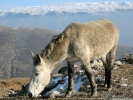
<box><xmin>107</xmin><ymin>87</ymin><xmax>112</xmax><ymax>91</ymax></box>
<box><xmin>65</xmin><ymin>91</ymin><xmax>72</xmax><ymax>98</ymax></box>
<box><xmin>91</xmin><ymin>92</ymin><xmax>98</xmax><ymax>98</ymax></box>
<box><xmin>65</xmin><ymin>93</ymin><xmax>72</xmax><ymax>98</ymax></box>
<box><xmin>104</xmin><ymin>84</ymin><xmax>107</xmax><ymax>88</ymax></box>
<box><xmin>65</xmin><ymin>94</ymin><xmax>71</xmax><ymax>98</ymax></box>
<box><xmin>49</xmin><ymin>93</ymin><xmax>55</xmax><ymax>98</ymax></box>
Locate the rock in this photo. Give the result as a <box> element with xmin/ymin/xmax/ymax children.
<box><xmin>92</xmin><ymin>69</ymin><xmax>98</xmax><ymax>75</ymax></box>
<box><xmin>122</xmin><ymin>59</ymin><xmax>133</xmax><ymax>64</ymax></box>
<box><xmin>18</xmin><ymin>83</ymin><xmax>29</xmax><ymax>96</ymax></box>
<box><xmin>48</xmin><ymin>92</ymin><xmax>55</xmax><ymax>98</ymax></box>
<box><xmin>82</xmin><ymin>79</ymin><xmax>90</xmax><ymax>86</ymax></box>
<box><xmin>58</xmin><ymin>79</ymin><xmax>65</xmax><ymax>84</ymax></box>
<box><xmin>41</xmin><ymin>82</ymin><xmax>59</xmax><ymax>95</ymax></box>
<box><xmin>120</xmin><ymin>60</ymin><xmax>129</xmax><ymax>64</ymax></box>
<box><xmin>114</xmin><ymin>60</ymin><xmax>123</xmax><ymax>66</ymax></box>
<box><xmin>47</xmin><ymin>87</ymin><xmax>65</xmax><ymax>97</ymax></box>
<box><xmin>120</xmin><ymin>83</ymin><xmax>128</xmax><ymax>87</ymax></box>
<box><xmin>90</xmin><ymin>59</ymin><xmax>103</xmax><ymax>67</ymax></box>
<box><xmin>22</xmin><ymin>83</ymin><xmax>29</xmax><ymax>92</ymax></box>
<box><xmin>81</xmin><ymin>76</ymin><xmax>87</xmax><ymax>81</ymax></box>
<box><xmin>52</xmin><ymin>74</ymin><xmax>62</xmax><ymax>79</ymax></box>
<box><xmin>122</xmin><ymin>53</ymin><xmax>133</xmax><ymax>64</ymax></box>
<box><xmin>118</xmin><ymin>53</ymin><xmax>133</xmax><ymax>64</ymax></box>
<box><xmin>8</xmin><ymin>89</ymin><xmax>15</xmax><ymax>94</ymax></box>
<box><xmin>87</xmin><ymin>85</ymin><xmax>90</xmax><ymax>88</ymax></box>
<box><xmin>128</xmin><ymin>59</ymin><xmax>133</xmax><ymax>64</ymax></box>
<box><xmin>78</xmin><ymin>70</ymin><xmax>84</xmax><ymax>73</ymax></box>
<box><xmin>113</xmin><ymin>66</ymin><xmax>118</xmax><ymax>70</ymax></box>
<box><xmin>56</xmin><ymin>87</ymin><xmax>66</xmax><ymax>93</ymax></box>
<box><xmin>75</xmin><ymin>65</ymin><xmax>84</xmax><ymax>73</ymax></box>
<box><xmin>122</xmin><ymin>53</ymin><xmax>130</xmax><ymax>60</ymax></box>
<box><xmin>95</xmin><ymin>77</ymin><xmax>104</xmax><ymax>83</ymax></box>
<box><xmin>58</xmin><ymin>66</ymin><xmax>68</xmax><ymax>75</ymax></box>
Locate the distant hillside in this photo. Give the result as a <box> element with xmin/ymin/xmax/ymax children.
<box><xmin>0</xmin><ymin>25</ymin><xmax>132</xmax><ymax>78</ymax></box>
<box><xmin>0</xmin><ymin>25</ymin><xmax>59</xmax><ymax>78</ymax></box>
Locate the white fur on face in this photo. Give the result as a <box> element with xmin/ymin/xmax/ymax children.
<box><xmin>28</xmin><ymin>64</ymin><xmax>51</xmax><ymax>97</ymax></box>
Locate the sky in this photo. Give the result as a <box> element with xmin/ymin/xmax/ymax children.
<box><xmin>0</xmin><ymin>0</ymin><xmax>133</xmax><ymax>10</ymax></box>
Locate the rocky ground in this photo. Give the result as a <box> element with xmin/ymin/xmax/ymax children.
<box><xmin>0</xmin><ymin>53</ymin><xmax>133</xmax><ymax>100</ymax></box>
<box><xmin>0</xmin><ymin>78</ymin><xmax>29</xmax><ymax>99</ymax></box>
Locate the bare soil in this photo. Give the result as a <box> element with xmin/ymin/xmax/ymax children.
<box><xmin>0</xmin><ymin>78</ymin><xmax>29</xmax><ymax>98</ymax></box>
<box><xmin>0</xmin><ymin>64</ymin><xmax>133</xmax><ymax>99</ymax></box>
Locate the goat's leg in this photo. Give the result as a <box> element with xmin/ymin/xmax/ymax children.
<box><xmin>101</xmin><ymin>55</ymin><xmax>108</xmax><ymax>87</ymax></box>
<box><xmin>107</xmin><ymin>46</ymin><xmax>116</xmax><ymax>91</ymax></box>
<box><xmin>81</xmin><ymin>58</ymin><xmax>98</xmax><ymax>97</ymax></box>
<box><xmin>65</xmin><ymin>61</ymin><xmax>75</xmax><ymax>97</ymax></box>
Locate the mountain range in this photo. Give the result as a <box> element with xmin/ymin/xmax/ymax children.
<box><xmin>0</xmin><ymin>2</ymin><xmax>133</xmax><ymax>16</ymax></box>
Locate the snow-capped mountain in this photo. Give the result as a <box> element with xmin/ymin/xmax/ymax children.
<box><xmin>0</xmin><ymin>2</ymin><xmax>133</xmax><ymax>16</ymax></box>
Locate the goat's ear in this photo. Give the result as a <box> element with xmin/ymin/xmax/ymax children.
<box><xmin>30</xmin><ymin>51</ymin><xmax>38</xmax><ymax>65</ymax></box>
<box><xmin>29</xmin><ymin>51</ymin><xmax>34</xmax><ymax>58</ymax></box>
<box><xmin>36</xmin><ymin>54</ymin><xmax>44</xmax><ymax>64</ymax></box>
<box><xmin>36</xmin><ymin>54</ymin><xmax>41</xmax><ymax>64</ymax></box>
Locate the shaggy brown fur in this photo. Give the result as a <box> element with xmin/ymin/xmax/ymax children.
<box><xmin>29</xmin><ymin>19</ymin><xmax>119</xmax><ymax>98</ymax></box>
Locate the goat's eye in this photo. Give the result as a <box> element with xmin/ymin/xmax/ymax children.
<box><xmin>35</xmin><ymin>73</ymin><xmax>39</xmax><ymax>76</ymax></box>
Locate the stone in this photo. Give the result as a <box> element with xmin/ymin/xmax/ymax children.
<box><xmin>20</xmin><ymin>83</ymin><xmax>29</xmax><ymax>95</ymax></box>
<box><xmin>95</xmin><ymin>77</ymin><xmax>104</xmax><ymax>83</ymax></box>
<box><xmin>82</xmin><ymin>79</ymin><xmax>90</xmax><ymax>86</ymax></box>
<box><xmin>58</xmin><ymin>79</ymin><xmax>65</xmax><ymax>84</ymax></box>
<box><xmin>120</xmin><ymin>83</ymin><xmax>127</xmax><ymax>87</ymax></box>
<box><xmin>120</xmin><ymin>61</ymin><xmax>129</xmax><ymax>64</ymax></box>
<box><xmin>8</xmin><ymin>89</ymin><xmax>15</xmax><ymax>94</ymax></box>
<box><xmin>87</xmin><ymin>85</ymin><xmax>90</xmax><ymax>88</ymax></box>
<box><xmin>114</xmin><ymin>60</ymin><xmax>122</xmax><ymax>66</ymax></box>
<box><xmin>122</xmin><ymin>53</ymin><xmax>130</xmax><ymax>60</ymax></box>
<box><xmin>90</xmin><ymin>59</ymin><xmax>103</xmax><ymax>67</ymax></box>
<box><xmin>56</xmin><ymin>87</ymin><xmax>66</xmax><ymax>93</ymax></box>
<box><xmin>128</xmin><ymin>59</ymin><xmax>133</xmax><ymax>64</ymax></box>
<box><xmin>41</xmin><ymin>82</ymin><xmax>59</xmax><ymax>95</ymax></box>
<box><xmin>81</xmin><ymin>76</ymin><xmax>87</xmax><ymax>81</ymax></box>
<box><xmin>75</xmin><ymin>66</ymin><xmax>84</xmax><ymax>73</ymax></box>
<box><xmin>58</xmin><ymin>66</ymin><xmax>68</xmax><ymax>75</ymax></box>
<box><xmin>49</xmin><ymin>92</ymin><xmax>55</xmax><ymax>98</ymax></box>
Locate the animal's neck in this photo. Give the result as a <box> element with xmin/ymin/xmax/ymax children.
<box><xmin>41</xmin><ymin>34</ymin><xmax>69</xmax><ymax>70</ymax></box>
<box><xmin>49</xmin><ymin>40</ymin><xmax>69</xmax><ymax>69</ymax></box>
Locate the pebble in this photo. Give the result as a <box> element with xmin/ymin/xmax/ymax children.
<box><xmin>87</xmin><ymin>85</ymin><xmax>90</xmax><ymax>88</ymax></box>
<box><xmin>114</xmin><ymin>61</ymin><xmax>122</xmax><ymax>66</ymax></box>
<box><xmin>120</xmin><ymin>83</ymin><xmax>128</xmax><ymax>87</ymax></box>
<box><xmin>81</xmin><ymin>77</ymin><xmax>87</xmax><ymax>81</ymax></box>
<box><xmin>49</xmin><ymin>92</ymin><xmax>55</xmax><ymax>98</ymax></box>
